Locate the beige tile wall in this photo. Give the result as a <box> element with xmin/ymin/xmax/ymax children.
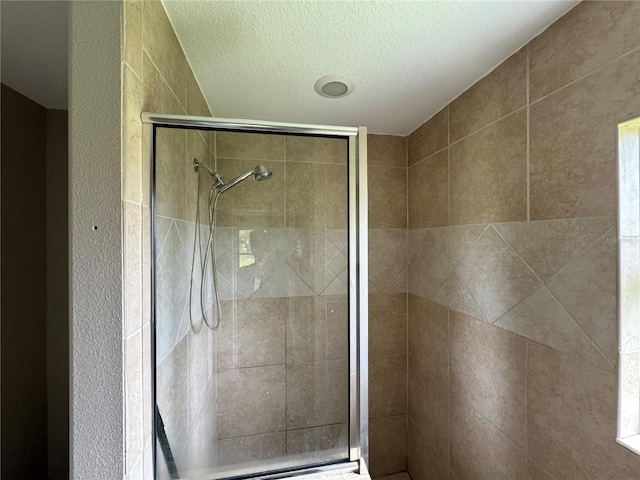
<box><xmin>210</xmin><ymin>134</ymin><xmax>351</xmax><ymax>468</ymax></box>
<box><xmin>368</xmin><ymin>135</ymin><xmax>408</xmax><ymax>477</ymax></box>
<box><xmin>406</xmin><ymin>2</ymin><xmax>640</xmax><ymax>479</ymax></box>
<box><xmin>122</xmin><ymin>1</ymin><xmax>216</xmax><ymax>478</ymax></box>
<box><xmin>124</xmin><ymin>1</ymin><xmax>355</xmax><ymax>473</ymax></box>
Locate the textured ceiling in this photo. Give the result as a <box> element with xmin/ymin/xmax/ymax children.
<box><xmin>1</xmin><ymin>1</ymin><xmax>68</xmax><ymax>110</ymax></box>
<box><xmin>163</xmin><ymin>0</ymin><xmax>579</xmax><ymax>135</ymax></box>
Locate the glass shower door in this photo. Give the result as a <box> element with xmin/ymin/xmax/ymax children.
<box><xmin>152</xmin><ymin>125</ymin><xmax>354</xmax><ymax>480</ymax></box>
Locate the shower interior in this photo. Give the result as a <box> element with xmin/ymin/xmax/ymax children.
<box><xmin>151</xmin><ymin>118</ymin><xmax>367</xmax><ymax>480</ymax></box>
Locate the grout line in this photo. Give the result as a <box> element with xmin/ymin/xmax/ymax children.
<box><xmin>530</xmin><ymin>44</ymin><xmax>640</xmax><ymax>107</ymax></box>
<box><xmin>447</xmin><ymin>305</ymin><xmax>451</xmax><ymax>469</ymax></box>
<box><xmin>544</xmin><ymin>284</ymin><xmax>615</xmax><ymax>372</ymax></box>
<box><xmin>283</xmin><ymin>136</ymin><xmax>288</xmax><ymax>228</ymax></box>
<box><xmin>456</xmin><ymin>392</ymin><xmax>528</xmax><ymax>456</ymax></box>
<box><xmin>526</xmin><ymin>44</ymin><xmax>531</xmax><ymax>222</ymax></box>
<box><xmin>448</xmin><ymin>106</ymin><xmax>528</xmax><ymax>149</ymax></box>
<box><xmin>123</xmin><ymin>60</ymin><xmax>143</xmax><ymax>84</ymax></box>
<box><xmin>142</xmin><ymin>48</ymin><xmax>187</xmax><ymax>114</ymax></box>
<box><xmin>447</xmin><ymin>106</ymin><xmax>451</xmax><ymax>227</ymax></box>
<box><xmin>492</xmin><ymin>224</ymin><xmax>544</xmax><ymax>286</ymax></box>
<box><xmin>525</xmin><ymin>339</ymin><xmax>529</xmax><ymax>454</ymax></box>
<box><xmin>407</xmin><ymin>144</ymin><xmax>448</xmax><ymax>170</ymax></box>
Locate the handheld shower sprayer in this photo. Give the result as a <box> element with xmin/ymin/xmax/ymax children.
<box><xmin>190</xmin><ymin>158</ymin><xmax>273</xmax><ymax>332</ymax></box>
<box><xmin>192</xmin><ymin>159</ymin><xmax>272</xmax><ymax>193</ymax></box>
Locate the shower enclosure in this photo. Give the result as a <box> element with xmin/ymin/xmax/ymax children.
<box><xmin>143</xmin><ymin>114</ymin><xmax>368</xmax><ymax>480</ymax></box>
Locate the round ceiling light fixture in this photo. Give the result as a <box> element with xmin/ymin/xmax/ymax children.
<box><xmin>314</xmin><ymin>74</ymin><xmax>354</xmax><ymax>98</ymax></box>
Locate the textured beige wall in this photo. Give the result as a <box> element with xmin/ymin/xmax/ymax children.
<box><xmin>1</xmin><ymin>83</ymin><xmax>48</xmax><ymax>479</ymax></box>
<box><xmin>69</xmin><ymin>1</ymin><xmax>123</xmax><ymax>478</ymax></box>
<box><xmin>367</xmin><ymin>134</ymin><xmax>408</xmax><ymax>477</ymax></box>
<box><xmin>405</xmin><ymin>2</ymin><xmax>640</xmax><ymax>479</ymax></box>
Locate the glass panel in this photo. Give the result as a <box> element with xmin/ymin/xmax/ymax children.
<box><xmin>154</xmin><ymin>127</ymin><xmax>350</xmax><ymax>479</ymax></box>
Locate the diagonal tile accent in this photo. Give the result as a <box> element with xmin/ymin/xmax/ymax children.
<box><xmin>251</xmin><ymin>256</ymin><xmax>316</xmax><ymax>299</ymax></box>
<box><xmin>457</xmin><ymin>226</ymin><xmax>541</xmax><ymax>323</ymax></box>
<box><xmin>385</xmin><ymin>266</ymin><xmax>408</xmax><ymax>294</ymax></box>
<box><xmin>432</xmin><ymin>271</ymin><xmax>484</xmax><ymax>321</ymax></box>
<box><xmin>156</xmin><ymin>221</ymin><xmax>190</xmax><ymax>344</ymax></box>
<box><xmin>430</xmin><ymin>224</ymin><xmax>488</xmax><ymax>266</ymax></box>
<box><xmin>408</xmin><ymin>231</ymin><xmax>453</xmax><ymax>300</ymax></box>
<box><xmin>284</xmin><ymin>228</ymin><xmax>327</xmax><ymax>295</ymax></box>
<box><xmin>495</xmin><ymin>286</ymin><xmax>611</xmax><ymax>370</ymax></box>
<box><xmin>494</xmin><ymin>217</ymin><xmax>614</xmax><ymax>281</ymax></box>
<box><xmin>409</xmin><ymin>228</ymin><xmax>428</xmax><ymax>261</ymax></box>
<box><xmin>327</xmin><ymin>251</ymin><xmax>347</xmax><ymax>277</ymax></box>
<box><xmin>369</xmin><ymin>229</ymin><xmax>408</xmax><ymax>293</ymax></box>
<box><xmin>326</xmin><ymin>229</ymin><xmax>348</xmax><ymax>253</ymax></box>
<box><xmin>322</xmin><ymin>275</ymin><xmax>347</xmax><ymax>296</ymax></box>
<box><xmin>547</xmin><ymin>229</ymin><xmax>617</xmax><ymax>366</ymax></box>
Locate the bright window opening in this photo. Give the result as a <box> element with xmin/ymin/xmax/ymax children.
<box><xmin>617</xmin><ymin>116</ymin><xmax>640</xmax><ymax>456</ymax></box>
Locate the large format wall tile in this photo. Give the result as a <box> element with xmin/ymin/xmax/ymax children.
<box><xmin>530</xmin><ymin>49</ymin><xmax>640</xmax><ymax>220</ymax></box>
<box><xmin>219</xmin><ymin>432</ymin><xmax>286</xmax><ymax>466</ymax></box>
<box><xmin>450</xmin><ymin>312</ymin><xmax>527</xmax><ymax>449</ymax></box>
<box><xmin>286</xmin><ymin>424</ymin><xmax>348</xmax><ymax>458</ymax></box>
<box><xmin>408</xmin><ymin>107</ymin><xmax>448</xmax><ymax>167</ymax></box>
<box><xmin>123</xmin><ymin>66</ymin><xmax>143</xmax><ymax>203</ymax></box>
<box><xmin>369</xmin><ymin>415</ymin><xmax>408</xmax><ymax>477</ymax></box>
<box><xmin>369</xmin><ymin>166</ymin><xmax>407</xmax><ymax>229</ymax></box>
<box><xmin>528</xmin><ymin>343</ymin><xmax>640</xmax><ymax>479</ymax></box>
<box><xmin>407</xmin><ymin>419</ymin><xmax>448</xmax><ymax>480</ymax></box>
<box><xmin>449</xmin><ymin>111</ymin><xmax>527</xmax><ymax>225</ymax></box>
<box><xmin>156</xmin><ymin>128</ymin><xmax>187</xmax><ymax>220</ymax></box>
<box><xmin>325</xmin><ymin>164</ymin><xmax>348</xmax><ymax>229</ymax></box>
<box><xmin>124</xmin><ymin>0</ymin><xmax>143</xmax><ymax>77</ymax></box>
<box><xmin>450</xmin><ymin>394</ymin><xmax>526</xmax><ymax>480</ymax></box>
<box><xmin>370</xmin><ymin>354</ymin><xmax>408</xmax><ymax>418</ymax></box>
<box><xmin>326</xmin><ymin>359</ymin><xmax>348</xmax><ymax>425</ymax></box>
<box><xmin>546</xmin><ymin>229</ymin><xmax>617</xmax><ymax>367</ymax></box>
<box><xmin>368</xmin><ymin>134</ymin><xmax>406</xmax><ymax>168</ymax></box>
<box><xmin>529</xmin><ymin>1</ymin><xmax>640</xmax><ymax>101</ymax></box>
<box><xmin>369</xmin><ymin>229</ymin><xmax>408</xmax><ymax>293</ymax></box>
<box><xmin>450</xmin><ymin>47</ymin><xmax>527</xmax><ymax>142</ymax></box>
<box><xmin>156</xmin><ymin>221</ymin><xmax>190</xmax><ymax>350</ymax></box>
<box><xmin>430</xmin><ymin>224</ymin><xmax>487</xmax><ymax>266</ymax></box>
<box><xmin>408</xmin><ymin>231</ymin><xmax>453</xmax><ymax>300</ymax></box>
<box><xmin>408</xmin><ymin>294</ymin><xmax>448</xmax><ymax>385</ymax></box>
<box><xmin>217</xmin><ymin>365</ymin><xmax>286</xmax><ymax>439</ymax></box>
<box><xmin>408</xmin><ymin>355</ymin><xmax>448</xmax><ymax>463</ymax></box>
<box><xmin>494</xmin><ymin>217</ymin><xmax>614</xmax><ymax>281</ymax></box>
<box><xmin>526</xmin><ymin>458</ymin><xmax>556</xmax><ymax>480</ymax></box>
<box><xmin>142</xmin><ymin>52</ymin><xmax>185</xmax><ymax>116</ymax></box>
<box><xmin>495</xmin><ymin>286</ymin><xmax>610</xmax><ymax>370</ymax></box>
<box><xmin>156</xmin><ymin>339</ymin><xmax>188</xmax><ymax>465</ymax></box>
<box><xmin>408</xmin><ymin>149</ymin><xmax>448</xmax><ymax>228</ymax></box>
<box><xmin>142</xmin><ymin>0</ymin><xmax>187</xmax><ymax>105</ymax></box>
<box><xmin>286</xmin><ymin>136</ymin><xmax>348</xmax><ymax>164</ymax></box>
<box><xmin>286</xmin><ymin>362</ymin><xmax>327</xmax><ymax>429</ymax></box>
<box><xmin>286</xmin><ymin>162</ymin><xmax>327</xmax><ymax>229</ymax></box>
<box><xmin>216</xmin><ymin>158</ymin><xmax>285</xmax><ymax>227</ymax></box>
<box><xmin>432</xmin><ymin>271</ymin><xmax>483</xmax><ymax>321</ymax></box>
<box><xmin>286</xmin><ymin>296</ymin><xmax>327</xmax><ymax>364</ymax></box>
<box><xmin>369</xmin><ymin>293</ymin><xmax>408</xmax><ymax>356</ymax></box>
<box><xmin>217</xmin><ymin>298</ymin><xmax>286</xmax><ymax>371</ymax></box>
<box><xmin>457</xmin><ymin>226</ymin><xmax>541</xmax><ymax>323</ymax></box>
<box><xmin>186</xmin><ymin>328</ymin><xmax>212</xmax><ymax>430</ymax></box>
<box><xmin>217</xmin><ymin>132</ymin><xmax>285</xmax><ymax>161</ymax></box>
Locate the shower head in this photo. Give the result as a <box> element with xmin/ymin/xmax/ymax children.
<box><xmin>218</xmin><ymin>165</ymin><xmax>272</xmax><ymax>193</ymax></box>
<box><xmin>254</xmin><ymin>164</ymin><xmax>272</xmax><ymax>181</ymax></box>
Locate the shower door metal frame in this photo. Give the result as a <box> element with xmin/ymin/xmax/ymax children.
<box><xmin>143</xmin><ymin>113</ymin><xmax>369</xmax><ymax>479</ymax></box>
